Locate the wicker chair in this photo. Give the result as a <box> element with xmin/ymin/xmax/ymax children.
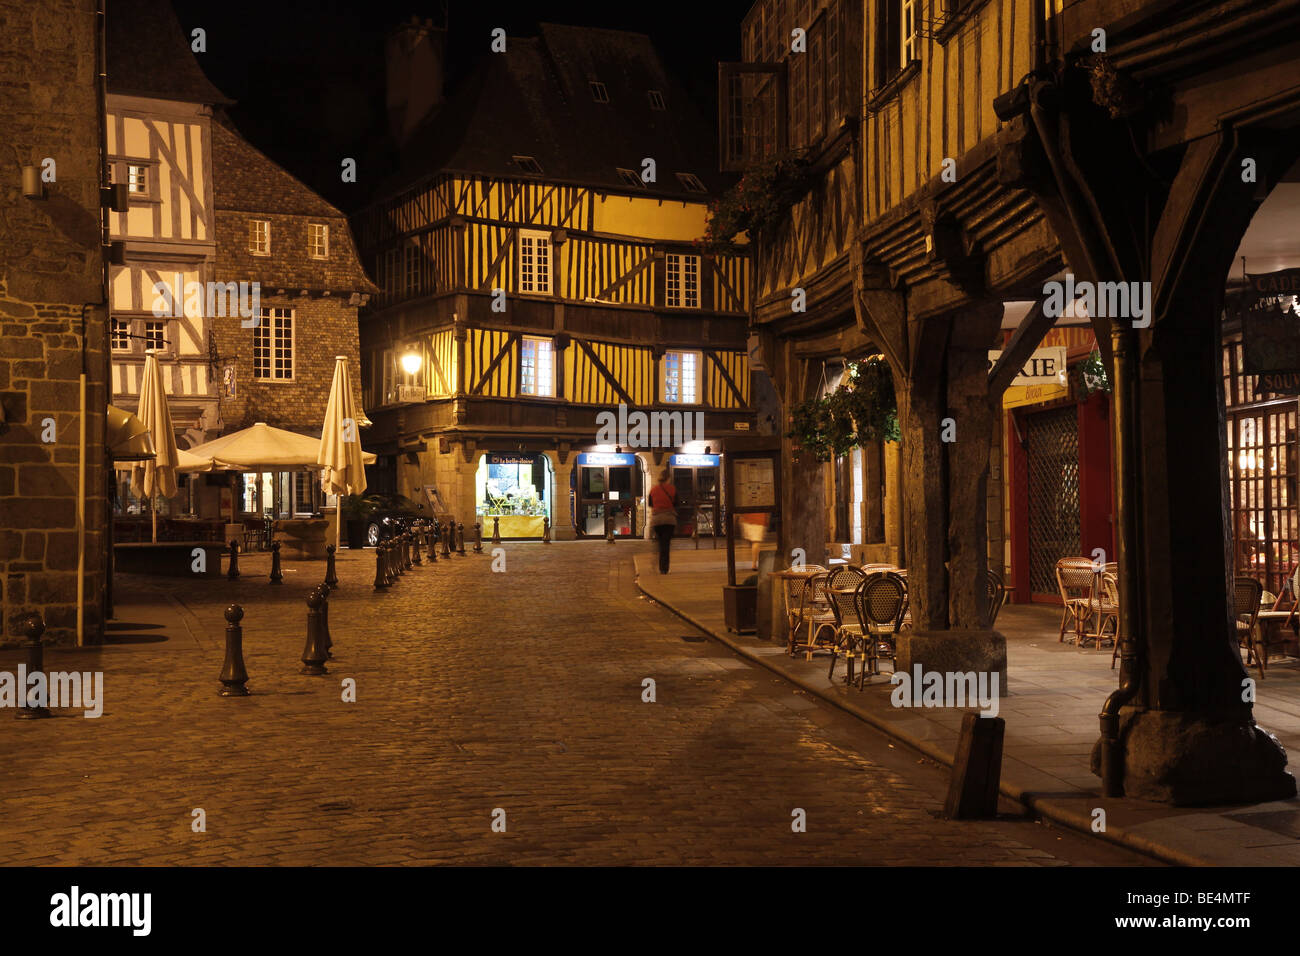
<box><xmin>1235</xmin><ymin>576</ymin><xmax>1265</xmax><ymax>678</ymax></box>
<box><xmin>782</xmin><ymin>565</ymin><xmax>827</xmax><ymax>655</ymax></box>
<box><xmin>1055</xmin><ymin>557</ymin><xmax>1098</xmax><ymax>643</ymax></box>
<box><xmin>791</xmin><ymin>569</ymin><xmax>838</xmax><ymax>660</ymax></box>
<box><xmin>856</xmin><ymin>571</ymin><xmax>909</xmax><ymax>687</ymax></box>
<box><xmin>984</xmin><ymin>568</ymin><xmax>1009</xmax><ymax>628</ymax></box>
<box><xmin>825</xmin><ymin>566</ymin><xmax>867</xmax><ymax>684</ymax></box>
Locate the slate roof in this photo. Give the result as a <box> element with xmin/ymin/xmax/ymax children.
<box><xmin>378</xmin><ymin>23</ymin><xmax>728</xmax><ymax>204</ymax></box>
<box><xmin>107</xmin><ymin>0</ymin><xmax>233</xmax><ymax>105</ymax></box>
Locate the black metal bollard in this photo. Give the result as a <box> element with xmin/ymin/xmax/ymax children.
<box><xmin>269</xmin><ymin>540</ymin><xmax>283</xmax><ymax>584</ymax></box>
<box><xmin>404</xmin><ymin>532</ymin><xmax>413</xmax><ymax>570</ymax></box>
<box><xmin>543</xmin><ymin>516</ymin><xmax>551</xmax><ymax>544</ymax></box>
<box><xmin>16</xmin><ymin>613</ymin><xmax>50</xmax><ymax>719</ymax></box>
<box><xmin>395</xmin><ymin>538</ymin><xmax>406</xmax><ymax>576</ymax></box>
<box><xmin>324</xmin><ymin>543</ymin><xmax>339</xmax><ymax>590</ymax></box>
<box><xmin>389</xmin><ymin>540</ymin><xmax>401</xmax><ymax>583</ymax></box>
<box><xmin>412</xmin><ymin>529</ymin><xmax>423</xmax><ymax>566</ymax></box>
<box><xmin>492</xmin><ymin>515</ymin><xmax>502</xmax><ymax>545</ymax></box>
<box><xmin>441</xmin><ymin>523</ymin><xmax>452</xmax><ymax>559</ymax></box>
<box><xmin>474</xmin><ymin>523</ymin><xmax>483</xmax><ymax>554</ymax></box>
<box><xmin>227</xmin><ymin>538</ymin><xmax>241</xmax><ymax>580</ymax></box>
<box><xmin>428</xmin><ymin>524</ymin><xmax>438</xmax><ymax>563</ymax></box>
<box><xmin>374</xmin><ymin>541</ymin><xmax>389</xmax><ymax>590</ymax></box>
<box><xmin>218</xmin><ymin>604</ymin><xmax>250</xmax><ymax>697</ymax></box>
<box><xmin>457</xmin><ymin>522</ymin><xmax>466</xmax><ymax>556</ymax></box>
<box><xmin>314</xmin><ymin>585</ymin><xmax>333</xmax><ymax>659</ymax></box>
<box><xmin>301</xmin><ymin>589</ymin><xmax>329</xmax><ymax>675</ymax></box>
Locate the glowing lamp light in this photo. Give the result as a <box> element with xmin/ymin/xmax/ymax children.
<box><xmin>400</xmin><ymin>352</ymin><xmax>422</xmax><ymax>376</ymax></box>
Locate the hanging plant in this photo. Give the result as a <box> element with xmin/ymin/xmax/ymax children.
<box><xmin>1080</xmin><ymin>349</ymin><xmax>1111</xmax><ymax>395</ymax></box>
<box><xmin>787</xmin><ymin>357</ymin><xmax>899</xmax><ymax>462</ymax></box>
<box><xmin>699</xmin><ymin>154</ymin><xmax>814</xmax><ymax>256</ymax></box>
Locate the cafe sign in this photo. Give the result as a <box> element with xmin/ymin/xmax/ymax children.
<box><xmin>987</xmin><ymin>347</ymin><xmax>1068</xmax><ymax>387</ymax></box>
<box><xmin>1243</xmin><ymin>268</ymin><xmax>1300</xmax><ymax>378</ymax></box>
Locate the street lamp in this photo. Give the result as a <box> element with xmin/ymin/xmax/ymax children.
<box><xmin>400</xmin><ymin>352</ymin><xmax>422</xmax><ymax>376</ymax></box>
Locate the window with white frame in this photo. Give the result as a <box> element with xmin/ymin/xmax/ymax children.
<box><xmin>308</xmin><ymin>223</ymin><xmax>329</xmax><ymax>259</ymax></box>
<box><xmin>519</xmin><ymin>336</ymin><xmax>555</xmax><ymax>397</ymax></box>
<box><xmin>253</xmin><ymin>307</ymin><xmax>294</xmax><ymax>380</ymax></box>
<box><xmin>111</xmin><ymin>320</ymin><xmax>130</xmax><ymax>351</ymax></box>
<box><xmin>143</xmin><ymin>320</ymin><xmax>166</xmax><ymax>352</ymax></box>
<box><xmin>902</xmin><ymin>0</ymin><xmax>918</xmax><ymax>64</ymax></box>
<box><xmin>518</xmin><ymin>230</ymin><xmax>551</xmax><ymax>295</ymax></box>
<box><xmin>127</xmin><ymin>164</ymin><xmax>149</xmax><ymax>194</ymax></box>
<box><xmin>662</xmin><ymin>350</ymin><xmax>701</xmax><ymax>405</ymax></box>
<box><xmin>664</xmin><ymin>253</ymin><xmax>700</xmax><ymax>309</ymax></box>
<box><xmin>249</xmin><ymin>219</ymin><xmax>270</xmax><ymax>255</ymax></box>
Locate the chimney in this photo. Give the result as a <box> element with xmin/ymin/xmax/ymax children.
<box><xmin>386</xmin><ymin>15</ymin><xmax>447</xmax><ymax>148</ymax></box>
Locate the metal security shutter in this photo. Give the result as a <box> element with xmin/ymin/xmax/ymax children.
<box><xmin>1026</xmin><ymin>406</ymin><xmax>1080</xmax><ymax>595</ymax></box>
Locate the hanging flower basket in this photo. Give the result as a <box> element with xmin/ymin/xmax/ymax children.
<box><xmin>787</xmin><ymin>357</ymin><xmax>900</xmax><ymax>462</ymax></box>
<box><xmin>699</xmin><ymin>154</ymin><xmax>814</xmax><ymax>256</ymax></box>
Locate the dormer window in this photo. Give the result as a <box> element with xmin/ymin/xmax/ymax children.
<box><xmin>590</xmin><ymin>81</ymin><xmax>609</xmax><ymax>103</ymax></box>
<box><xmin>676</xmin><ymin>173</ymin><xmax>707</xmax><ymax>193</ymax></box>
<box><xmin>647</xmin><ymin>90</ymin><xmax>666</xmax><ymax>110</ymax></box>
<box><xmin>616</xmin><ymin>168</ymin><xmax>644</xmax><ymax>189</ymax></box>
<box><xmin>513</xmin><ymin>155</ymin><xmax>543</xmax><ymax>175</ymax></box>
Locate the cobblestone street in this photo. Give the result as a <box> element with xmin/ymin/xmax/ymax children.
<box><xmin>0</xmin><ymin>543</ymin><xmax>1147</xmax><ymax>865</ymax></box>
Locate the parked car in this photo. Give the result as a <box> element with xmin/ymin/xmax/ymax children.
<box><xmin>347</xmin><ymin>493</ymin><xmax>428</xmax><ymax>547</ymax></box>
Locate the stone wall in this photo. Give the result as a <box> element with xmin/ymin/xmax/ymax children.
<box><xmin>0</xmin><ymin>0</ymin><xmax>109</xmax><ymax>643</ymax></box>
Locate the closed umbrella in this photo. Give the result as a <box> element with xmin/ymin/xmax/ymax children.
<box><xmin>130</xmin><ymin>352</ymin><xmax>178</xmax><ymax>542</ymax></box>
<box><xmin>318</xmin><ymin>355</ymin><xmax>368</xmax><ymax>550</ymax></box>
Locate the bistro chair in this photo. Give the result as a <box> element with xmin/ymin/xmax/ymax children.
<box><xmin>984</xmin><ymin>568</ymin><xmax>1009</xmax><ymax>628</ymax></box>
<box><xmin>857</xmin><ymin>571</ymin><xmax>909</xmax><ymax>687</ymax></box>
<box><xmin>825</xmin><ymin>566</ymin><xmax>867</xmax><ymax>684</ymax></box>
<box><xmin>1055</xmin><ymin>557</ymin><xmax>1098</xmax><ymax>644</ymax></box>
<box><xmin>791</xmin><ymin>570</ymin><xmax>838</xmax><ymax>661</ymax></box>
<box><xmin>1235</xmin><ymin>576</ymin><xmax>1266</xmax><ymax>678</ymax></box>
<box><xmin>782</xmin><ymin>565</ymin><xmax>827</xmax><ymax>655</ymax></box>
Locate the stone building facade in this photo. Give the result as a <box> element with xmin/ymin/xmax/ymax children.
<box><xmin>0</xmin><ymin>0</ymin><xmax>110</xmax><ymax>643</ymax></box>
<box><xmin>208</xmin><ymin>118</ymin><xmax>373</xmax><ymax>435</ymax></box>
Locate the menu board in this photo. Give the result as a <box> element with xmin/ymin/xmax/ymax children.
<box><xmin>733</xmin><ymin>457</ymin><xmax>775</xmax><ymax>508</ymax></box>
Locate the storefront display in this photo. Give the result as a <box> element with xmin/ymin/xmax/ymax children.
<box><xmin>476</xmin><ymin>452</ymin><xmax>552</xmax><ymax>538</ymax></box>
<box><xmin>574</xmin><ymin>452</ymin><xmax>641</xmax><ymax>537</ymax></box>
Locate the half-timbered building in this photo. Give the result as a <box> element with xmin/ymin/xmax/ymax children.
<box><xmin>357</xmin><ymin>20</ymin><xmax>755</xmax><ymax>539</ymax></box>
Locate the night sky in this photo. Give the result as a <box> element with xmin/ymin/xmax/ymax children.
<box><xmin>169</xmin><ymin>0</ymin><xmax>753</xmax><ymax>210</ymax></box>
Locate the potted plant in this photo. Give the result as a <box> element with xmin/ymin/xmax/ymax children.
<box><xmin>340</xmin><ymin>494</ymin><xmax>375</xmax><ymax>549</ymax></box>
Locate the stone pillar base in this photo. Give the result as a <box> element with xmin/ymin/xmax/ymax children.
<box><xmin>894</xmin><ymin>629</ymin><xmax>1008</xmax><ymax>697</ymax></box>
<box><xmin>1091</xmin><ymin>709</ymin><xmax>1296</xmax><ymax>805</ymax></box>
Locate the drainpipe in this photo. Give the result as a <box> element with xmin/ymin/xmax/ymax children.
<box><xmin>1026</xmin><ymin>79</ymin><xmax>1144</xmax><ymax>795</ymax></box>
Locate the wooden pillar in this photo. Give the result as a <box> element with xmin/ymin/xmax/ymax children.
<box><xmin>778</xmin><ymin>341</ymin><xmax>827</xmax><ymax>568</ymax></box>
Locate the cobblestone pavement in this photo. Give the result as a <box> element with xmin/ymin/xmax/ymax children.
<box><xmin>0</xmin><ymin>541</ymin><xmax>1150</xmax><ymax>865</ymax></box>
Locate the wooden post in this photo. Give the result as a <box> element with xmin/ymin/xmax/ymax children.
<box><xmin>943</xmin><ymin>713</ymin><xmax>1005</xmax><ymax>819</ymax></box>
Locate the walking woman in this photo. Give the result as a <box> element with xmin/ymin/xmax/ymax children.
<box><xmin>648</xmin><ymin>469</ymin><xmax>678</xmax><ymax>574</ymax></box>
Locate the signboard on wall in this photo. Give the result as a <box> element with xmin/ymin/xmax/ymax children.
<box><xmin>987</xmin><ymin>347</ymin><xmax>1068</xmax><ymax>386</ymax></box>
<box><xmin>577</xmin><ymin>453</ymin><xmax>636</xmax><ymax>468</ymax></box>
<box><xmin>487</xmin><ymin>453</ymin><xmax>537</xmax><ymax>465</ymax></box>
<box><xmin>671</xmin><ymin>454</ymin><xmax>720</xmax><ymax>468</ymax></box>
<box><xmin>1242</xmin><ymin>270</ymin><xmax>1300</xmax><ymax>376</ymax></box>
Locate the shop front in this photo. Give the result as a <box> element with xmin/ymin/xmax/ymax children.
<box><xmin>668</xmin><ymin>453</ymin><xmax>721</xmax><ymax>537</ymax></box>
<box><xmin>573</xmin><ymin>452</ymin><xmax>643</xmax><ymax>538</ymax></box>
<box><xmin>476</xmin><ymin>452</ymin><xmax>553</xmax><ymax>539</ymax></box>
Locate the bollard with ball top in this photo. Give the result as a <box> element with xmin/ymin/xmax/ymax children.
<box><xmin>269</xmin><ymin>540</ymin><xmax>284</xmax><ymax>584</ymax></box>
<box><xmin>413</xmin><ymin>528</ymin><xmax>423</xmax><ymax>566</ymax></box>
<box><xmin>457</xmin><ymin>522</ymin><xmax>467</xmax><ymax>556</ymax></box>
<box><xmin>428</xmin><ymin>523</ymin><xmax>438</xmax><ymax>563</ymax></box>
<box><xmin>301</xmin><ymin>589</ymin><xmax>329</xmax><ymax>675</ymax></box>
<box><xmin>16</xmin><ymin>613</ymin><xmax>50</xmax><ymax>719</ymax></box>
<box><xmin>404</xmin><ymin>531</ymin><xmax>413</xmax><ymax>570</ymax></box>
<box><xmin>314</xmin><ymin>585</ymin><xmax>333</xmax><ymax>659</ymax></box>
<box><xmin>492</xmin><ymin>516</ymin><xmax>502</xmax><ymax>545</ymax></box>
<box><xmin>441</xmin><ymin>522</ymin><xmax>452</xmax><ymax>558</ymax></box>
<box><xmin>474</xmin><ymin>522</ymin><xmax>483</xmax><ymax>554</ymax></box>
<box><xmin>227</xmin><ymin>539</ymin><xmax>241</xmax><ymax>580</ymax></box>
<box><xmin>374</xmin><ymin>541</ymin><xmax>389</xmax><ymax>590</ymax></box>
<box><xmin>324</xmin><ymin>544</ymin><xmax>339</xmax><ymax>590</ymax></box>
<box><xmin>218</xmin><ymin>604</ymin><xmax>250</xmax><ymax>697</ymax></box>
<box><xmin>543</xmin><ymin>517</ymin><xmax>551</xmax><ymax>544</ymax></box>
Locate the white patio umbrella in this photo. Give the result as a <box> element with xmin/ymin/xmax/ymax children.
<box><xmin>318</xmin><ymin>355</ymin><xmax>368</xmax><ymax>550</ymax></box>
<box><xmin>129</xmin><ymin>352</ymin><xmax>178</xmax><ymax>542</ymax></box>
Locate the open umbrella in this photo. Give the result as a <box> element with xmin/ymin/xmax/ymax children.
<box><xmin>318</xmin><ymin>355</ymin><xmax>369</xmax><ymax>550</ymax></box>
<box><xmin>129</xmin><ymin>353</ymin><xmax>178</xmax><ymax>542</ymax></box>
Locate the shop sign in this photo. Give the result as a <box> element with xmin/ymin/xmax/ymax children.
<box><xmin>987</xmin><ymin>347</ymin><xmax>1068</xmax><ymax>386</ymax></box>
<box><xmin>1243</xmin><ymin>270</ymin><xmax>1300</xmax><ymax>376</ymax></box>
<box><xmin>1257</xmin><ymin>371</ymin><xmax>1300</xmax><ymax>396</ymax></box>
<box><xmin>1002</xmin><ymin>382</ymin><xmax>1069</xmax><ymax>410</ymax></box>
<box><xmin>577</xmin><ymin>452</ymin><xmax>636</xmax><ymax>467</ymax></box>
<box><xmin>671</xmin><ymin>454</ymin><xmax>720</xmax><ymax>468</ymax></box>
<box><xmin>487</xmin><ymin>453</ymin><xmax>536</xmax><ymax>465</ymax></box>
